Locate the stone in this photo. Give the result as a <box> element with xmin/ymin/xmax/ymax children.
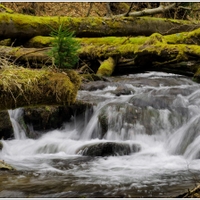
<box><xmin>0</xmin><ymin>111</ymin><xmax>14</xmax><ymax>140</ymax></box>
<box><xmin>76</xmin><ymin>142</ymin><xmax>141</xmax><ymax>157</ymax></box>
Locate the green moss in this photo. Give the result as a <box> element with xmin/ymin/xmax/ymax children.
<box><xmin>164</xmin><ymin>28</ymin><xmax>200</xmax><ymax>45</ymax></box>
<box><xmin>97</xmin><ymin>57</ymin><xmax>116</xmax><ymax>76</ymax></box>
<box><xmin>0</xmin><ymin>4</ymin><xmax>14</xmax><ymax>14</ymax></box>
<box><xmin>26</xmin><ymin>36</ymin><xmax>53</xmax><ymax>48</ymax></box>
<box><xmin>25</xmin><ymin>27</ymin><xmax>200</xmax><ymax>50</ymax></box>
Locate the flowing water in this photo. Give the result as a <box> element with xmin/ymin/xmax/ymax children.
<box><xmin>1</xmin><ymin>72</ymin><xmax>200</xmax><ymax>197</ymax></box>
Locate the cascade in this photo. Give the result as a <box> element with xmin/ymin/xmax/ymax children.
<box><xmin>8</xmin><ymin>108</ymin><xmax>26</xmax><ymax>140</ymax></box>
<box><xmin>1</xmin><ymin>72</ymin><xmax>200</xmax><ymax>197</ymax></box>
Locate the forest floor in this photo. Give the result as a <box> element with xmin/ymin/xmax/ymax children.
<box><xmin>2</xmin><ymin>2</ymin><xmax>109</xmax><ymax>17</ymax></box>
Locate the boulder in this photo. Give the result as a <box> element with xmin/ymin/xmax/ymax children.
<box><xmin>23</xmin><ymin>102</ymin><xmax>93</xmax><ymax>138</ymax></box>
<box><xmin>23</xmin><ymin>106</ymin><xmax>73</xmax><ymax>131</ymax></box>
<box><xmin>76</xmin><ymin>142</ymin><xmax>141</xmax><ymax>156</ymax></box>
<box><xmin>0</xmin><ymin>111</ymin><xmax>14</xmax><ymax>140</ymax></box>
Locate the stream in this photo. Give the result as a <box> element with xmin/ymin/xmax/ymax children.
<box><xmin>1</xmin><ymin>71</ymin><xmax>200</xmax><ymax>197</ymax></box>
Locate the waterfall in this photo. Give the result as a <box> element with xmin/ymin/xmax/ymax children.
<box><xmin>1</xmin><ymin>72</ymin><xmax>200</xmax><ymax>198</ymax></box>
<box><xmin>8</xmin><ymin>108</ymin><xmax>26</xmax><ymax>140</ymax></box>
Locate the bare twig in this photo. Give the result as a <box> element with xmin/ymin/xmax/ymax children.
<box><xmin>106</xmin><ymin>2</ymin><xmax>113</xmax><ymax>17</ymax></box>
<box><xmin>86</xmin><ymin>2</ymin><xmax>93</xmax><ymax>17</ymax></box>
<box><xmin>112</xmin><ymin>3</ymin><xmax>176</xmax><ymax>18</ymax></box>
<box><xmin>125</xmin><ymin>3</ymin><xmax>134</xmax><ymax>17</ymax></box>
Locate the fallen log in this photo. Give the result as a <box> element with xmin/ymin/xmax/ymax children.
<box><xmin>23</xmin><ymin>27</ymin><xmax>200</xmax><ymax>49</ymax></box>
<box><xmin>1</xmin><ymin>30</ymin><xmax>200</xmax><ymax>76</ymax></box>
<box><xmin>1</xmin><ymin>12</ymin><xmax>200</xmax><ymax>39</ymax></box>
<box><xmin>0</xmin><ymin>67</ymin><xmax>81</xmax><ymax>110</ymax></box>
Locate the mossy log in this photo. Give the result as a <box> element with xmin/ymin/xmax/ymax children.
<box><xmin>96</xmin><ymin>57</ymin><xmax>117</xmax><ymax>76</ymax></box>
<box><xmin>23</xmin><ymin>27</ymin><xmax>200</xmax><ymax>48</ymax></box>
<box><xmin>0</xmin><ymin>68</ymin><xmax>81</xmax><ymax>110</ymax></box>
<box><xmin>0</xmin><ymin>12</ymin><xmax>200</xmax><ymax>40</ymax></box>
<box><xmin>1</xmin><ymin>33</ymin><xmax>200</xmax><ymax>76</ymax></box>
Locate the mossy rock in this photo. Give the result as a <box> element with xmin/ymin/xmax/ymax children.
<box><xmin>23</xmin><ymin>101</ymin><xmax>93</xmax><ymax>137</ymax></box>
<box><xmin>0</xmin><ymin>67</ymin><xmax>81</xmax><ymax>110</ymax></box>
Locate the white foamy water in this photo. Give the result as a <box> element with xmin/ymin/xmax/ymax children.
<box><xmin>1</xmin><ymin>72</ymin><xmax>200</xmax><ymax>197</ymax></box>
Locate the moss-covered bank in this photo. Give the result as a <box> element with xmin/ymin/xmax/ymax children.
<box><xmin>0</xmin><ymin>67</ymin><xmax>81</xmax><ymax>110</ymax></box>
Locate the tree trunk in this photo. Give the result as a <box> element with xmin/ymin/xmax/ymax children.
<box><xmin>1</xmin><ymin>13</ymin><xmax>200</xmax><ymax>39</ymax></box>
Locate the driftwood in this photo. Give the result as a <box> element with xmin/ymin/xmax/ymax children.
<box><xmin>113</xmin><ymin>3</ymin><xmax>176</xmax><ymax>17</ymax></box>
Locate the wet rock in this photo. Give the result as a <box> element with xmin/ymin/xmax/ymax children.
<box><xmin>0</xmin><ymin>141</ymin><xmax>2</xmax><ymax>150</ymax></box>
<box><xmin>0</xmin><ymin>111</ymin><xmax>14</xmax><ymax>140</ymax></box>
<box><xmin>80</xmin><ymin>80</ymin><xmax>110</xmax><ymax>91</ymax></box>
<box><xmin>130</xmin><ymin>95</ymin><xmax>173</xmax><ymax>110</ymax></box>
<box><xmin>0</xmin><ymin>160</ymin><xmax>15</xmax><ymax>171</ymax></box>
<box><xmin>77</xmin><ymin>142</ymin><xmax>141</xmax><ymax>157</ymax></box>
<box><xmin>112</xmin><ymin>86</ymin><xmax>132</xmax><ymax>96</ymax></box>
<box><xmin>23</xmin><ymin>102</ymin><xmax>92</xmax><ymax>137</ymax></box>
<box><xmin>98</xmin><ymin>102</ymin><xmax>185</xmax><ymax>137</ymax></box>
<box><xmin>23</xmin><ymin>106</ymin><xmax>72</xmax><ymax>137</ymax></box>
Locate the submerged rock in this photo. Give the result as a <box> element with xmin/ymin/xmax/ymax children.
<box><xmin>77</xmin><ymin>142</ymin><xmax>141</xmax><ymax>157</ymax></box>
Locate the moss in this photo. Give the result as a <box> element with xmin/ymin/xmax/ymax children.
<box><xmin>25</xmin><ymin>27</ymin><xmax>200</xmax><ymax>49</ymax></box>
<box><xmin>0</xmin><ymin>4</ymin><xmax>14</xmax><ymax>14</ymax></box>
<box><xmin>25</xmin><ymin>36</ymin><xmax>53</xmax><ymax>48</ymax></box>
<box><xmin>165</xmin><ymin>28</ymin><xmax>200</xmax><ymax>45</ymax></box>
<box><xmin>26</xmin><ymin>36</ymin><xmax>147</xmax><ymax>48</ymax></box>
<box><xmin>96</xmin><ymin>57</ymin><xmax>117</xmax><ymax>76</ymax></box>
